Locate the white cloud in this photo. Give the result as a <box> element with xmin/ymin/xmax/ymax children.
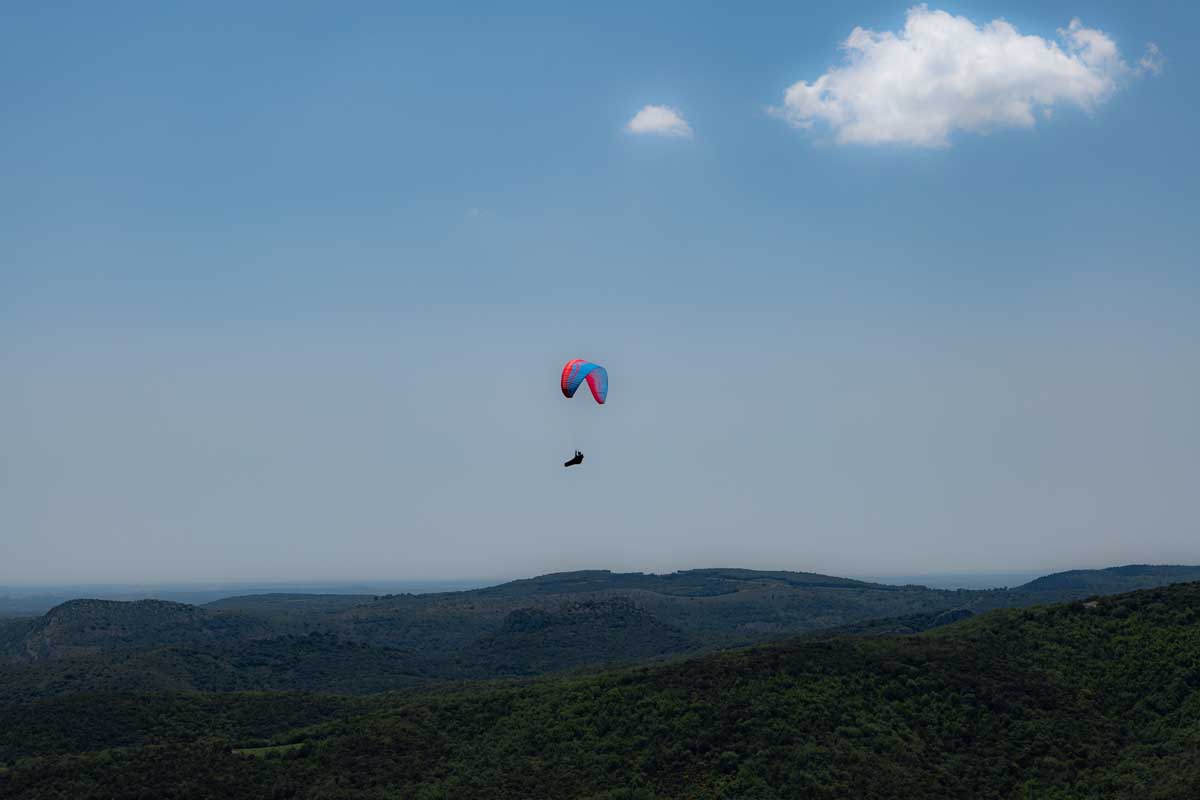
<box><xmin>771</xmin><ymin>5</ymin><xmax>1158</xmax><ymax>147</ymax></box>
<box><xmin>626</xmin><ymin>105</ymin><xmax>693</xmax><ymax>138</ymax></box>
<box><xmin>1139</xmin><ymin>42</ymin><xmax>1164</xmax><ymax>76</ymax></box>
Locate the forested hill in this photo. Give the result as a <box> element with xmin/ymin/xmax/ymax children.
<box><xmin>211</xmin><ymin>563</ymin><xmax>1200</xmax><ymax>641</ymax></box>
<box><xmin>3</xmin><ymin>582</ymin><xmax>1198</xmax><ymax>798</ymax></box>
<box><xmin>1019</xmin><ymin>563</ymin><xmax>1200</xmax><ymax>593</ymax></box>
<box><xmin>4</xmin><ymin>565</ymin><xmax>1200</xmax><ymax>701</ymax></box>
<box><xmin>6</xmin><ymin>567</ymin><xmax>933</xmax><ymax>671</ymax></box>
<box><xmin>0</xmin><ymin>599</ymin><xmax>270</xmax><ymax>662</ymax></box>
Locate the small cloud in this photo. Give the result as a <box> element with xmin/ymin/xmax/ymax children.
<box><xmin>770</xmin><ymin>6</ymin><xmax>1153</xmax><ymax>148</ymax></box>
<box><xmin>1139</xmin><ymin>42</ymin><xmax>1164</xmax><ymax>75</ymax></box>
<box><xmin>466</xmin><ymin>208</ymin><xmax>492</xmax><ymax>218</ymax></box>
<box><xmin>626</xmin><ymin>105</ymin><xmax>693</xmax><ymax>138</ymax></box>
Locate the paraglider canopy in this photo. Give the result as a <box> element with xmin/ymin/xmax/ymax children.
<box><xmin>561</xmin><ymin>359</ymin><xmax>608</xmax><ymax>404</ymax></box>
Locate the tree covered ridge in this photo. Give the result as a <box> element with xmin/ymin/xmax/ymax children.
<box><xmin>10</xmin><ymin>564</ymin><xmax>1200</xmax><ymax>664</ymax></box>
<box><xmin>4</xmin><ymin>564</ymin><xmax>1200</xmax><ymax>709</ymax></box>
<box><xmin>3</xmin><ymin>581</ymin><xmax>1199</xmax><ymax>799</ymax></box>
<box><xmin>1</xmin><ymin>599</ymin><xmax>271</xmax><ymax>662</ymax></box>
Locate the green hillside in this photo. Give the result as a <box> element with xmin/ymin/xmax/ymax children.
<box><xmin>3</xmin><ymin>582</ymin><xmax>1199</xmax><ymax>798</ymax></box>
<box><xmin>452</xmin><ymin>597</ymin><xmax>698</xmax><ymax>677</ymax></box>
<box><xmin>0</xmin><ymin>600</ymin><xmax>696</xmax><ymax>703</ymax></box>
<box><xmin>1019</xmin><ymin>564</ymin><xmax>1200</xmax><ymax>594</ymax></box>
<box><xmin>301</xmin><ymin>567</ymin><xmax>926</xmax><ymax>656</ymax></box>
<box><xmin>215</xmin><ymin>565</ymin><xmax>1200</xmax><ymax>651</ymax></box>
<box><xmin>5</xmin><ymin>565</ymin><xmax>1200</xmax><ymax>706</ymax></box>
<box><xmin>0</xmin><ymin>636</ymin><xmax>433</xmax><ymax>705</ymax></box>
<box><xmin>0</xmin><ymin>599</ymin><xmax>271</xmax><ymax>663</ymax></box>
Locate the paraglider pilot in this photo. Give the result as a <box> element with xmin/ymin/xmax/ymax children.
<box><xmin>560</xmin><ymin>359</ymin><xmax>604</xmax><ymax>469</ymax></box>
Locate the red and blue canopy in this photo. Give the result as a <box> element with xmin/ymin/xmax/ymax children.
<box><xmin>561</xmin><ymin>359</ymin><xmax>608</xmax><ymax>404</ymax></box>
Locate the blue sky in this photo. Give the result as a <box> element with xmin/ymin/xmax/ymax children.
<box><xmin>2</xmin><ymin>2</ymin><xmax>1197</xmax><ymax>584</ymax></box>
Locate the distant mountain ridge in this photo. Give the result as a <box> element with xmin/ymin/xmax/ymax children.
<box><xmin>2</xmin><ymin>564</ymin><xmax>1199</xmax><ymax>701</ymax></box>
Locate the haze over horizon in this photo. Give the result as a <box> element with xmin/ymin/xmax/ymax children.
<box><xmin>0</xmin><ymin>567</ymin><xmax>1061</xmax><ymax>594</ymax></box>
<box><xmin>4</xmin><ymin>2</ymin><xmax>1198</xmax><ymax>585</ymax></box>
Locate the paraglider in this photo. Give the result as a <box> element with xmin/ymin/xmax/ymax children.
<box><xmin>561</xmin><ymin>359</ymin><xmax>608</xmax><ymax>404</ymax></box>
<box><xmin>561</xmin><ymin>359</ymin><xmax>606</xmax><ymax>466</ymax></box>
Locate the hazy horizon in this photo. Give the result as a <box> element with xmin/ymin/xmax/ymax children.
<box><xmin>0</xmin><ymin>565</ymin><xmax>1115</xmax><ymax>616</ymax></box>
<box><xmin>0</xmin><ymin>559</ymin><xmax>1181</xmax><ymax>594</ymax></box>
<box><xmin>4</xmin><ymin>2</ymin><xmax>1197</xmax><ymax>585</ymax></box>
